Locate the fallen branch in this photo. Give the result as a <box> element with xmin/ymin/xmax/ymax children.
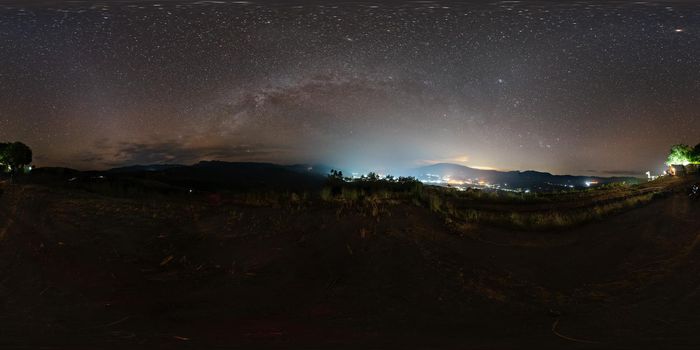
<box><xmin>551</xmin><ymin>318</ymin><xmax>600</xmax><ymax>345</ymax></box>
<box><xmin>89</xmin><ymin>316</ymin><xmax>131</xmax><ymax>329</ymax></box>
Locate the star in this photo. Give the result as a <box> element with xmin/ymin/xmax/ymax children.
<box><xmin>0</xmin><ymin>2</ymin><xmax>696</xmax><ymax>175</ymax></box>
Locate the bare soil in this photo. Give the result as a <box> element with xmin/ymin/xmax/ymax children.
<box><xmin>1</xmin><ymin>181</ymin><xmax>700</xmax><ymax>349</ymax></box>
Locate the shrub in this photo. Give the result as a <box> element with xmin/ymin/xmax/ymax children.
<box><xmin>320</xmin><ymin>187</ymin><xmax>333</xmax><ymax>201</ymax></box>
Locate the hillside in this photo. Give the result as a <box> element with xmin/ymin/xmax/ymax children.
<box><xmin>26</xmin><ymin>162</ymin><xmax>327</xmax><ymax>195</ymax></box>
<box><xmin>0</xmin><ymin>174</ymin><xmax>699</xmax><ymax>348</ymax></box>
<box><xmin>411</xmin><ymin>163</ymin><xmax>640</xmax><ymax>189</ymax></box>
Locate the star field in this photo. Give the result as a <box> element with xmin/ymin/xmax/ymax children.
<box><xmin>1</xmin><ymin>1</ymin><xmax>699</xmax><ymax>176</ymax></box>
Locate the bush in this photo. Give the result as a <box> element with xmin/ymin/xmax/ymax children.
<box><xmin>320</xmin><ymin>187</ymin><xmax>333</xmax><ymax>201</ymax></box>
<box><xmin>321</xmin><ymin>171</ymin><xmax>423</xmax><ymax>202</ymax></box>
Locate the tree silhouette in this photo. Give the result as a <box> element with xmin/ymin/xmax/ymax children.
<box><xmin>328</xmin><ymin>169</ymin><xmax>344</xmax><ymax>182</ymax></box>
<box><xmin>365</xmin><ymin>172</ymin><xmax>379</xmax><ymax>181</ymax></box>
<box><xmin>0</xmin><ymin>142</ymin><xmax>33</xmax><ymax>175</ymax></box>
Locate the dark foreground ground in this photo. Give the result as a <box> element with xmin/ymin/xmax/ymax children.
<box><xmin>1</xmin><ymin>180</ymin><xmax>700</xmax><ymax>349</ymax></box>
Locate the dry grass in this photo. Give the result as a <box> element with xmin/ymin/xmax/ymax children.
<box><xmin>440</xmin><ymin>192</ymin><xmax>661</xmax><ymax>230</ymax></box>
<box><xmin>318</xmin><ymin>177</ymin><xmax>673</xmax><ymax>230</ymax></box>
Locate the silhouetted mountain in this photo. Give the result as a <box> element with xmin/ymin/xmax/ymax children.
<box><xmin>411</xmin><ymin>163</ymin><xmax>640</xmax><ymax>189</ymax></box>
<box><xmin>107</xmin><ymin>164</ymin><xmax>186</xmax><ymax>173</ymax></box>
<box><xmin>101</xmin><ymin>161</ymin><xmax>326</xmax><ymax>192</ymax></box>
<box><xmin>284</xmin><ymin>163</ymin><xmax>334</xmax><ymax>176</ymax></box>
<box><xmin>32</xmin><ymin>161</ymin><xmax>640</xmax><ymax>194</ymax></box>
<box><xmin>108</xmin><ymin>161</ymin><xmax>330</xmax><ymax>176</ymax></box>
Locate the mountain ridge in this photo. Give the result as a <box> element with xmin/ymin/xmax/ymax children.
<box><xmin>410</xmin><ymin>162</ymin><xmax>641</xmax><ymax>189</ymax></box>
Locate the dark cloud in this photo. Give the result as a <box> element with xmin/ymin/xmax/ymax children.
<box><xmin>75</xmin><ymin>141</ymin><xmax>285</xmax><ymax>169</ymax></box>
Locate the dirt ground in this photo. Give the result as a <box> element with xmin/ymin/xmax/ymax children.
<box><xmin>1</xmin><ymin>183</ymin><xmax>700</xmax><ymax>349</ymax></box>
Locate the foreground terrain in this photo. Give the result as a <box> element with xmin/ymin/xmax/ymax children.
<box><xmin>1</xmin><ymin>176</ymin><xmax>700</xmax><ymax>349</ymax></box>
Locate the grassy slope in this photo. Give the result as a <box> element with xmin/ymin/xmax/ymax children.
<box><xmin>418</xmin><ymin>175</ymin><xmax>696</xmax><ymax>230</ymax></box>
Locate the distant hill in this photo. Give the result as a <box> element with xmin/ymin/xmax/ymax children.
<box><xmin>106</xmin><ymin>161</ymin><xmax>328</xmax><ymax>192</ymax></box>
<box><xmin>106</xmin><ymin>161</ymin><xmax>331</xmax><ymax>176</ymax></box>
<box><xmin>107</xmin><ymin>164</ymin><xmax>186</xmax><ymax>173</ymax></box>
<box><xmin>410</xmin><ymin>163</ymin><xmax>640</xmax><ymax>189</ymax></box>
<box><xmin>24</xmin><ymin>162</ymin><xmax>327</xmax><ymax>194</ymax></box>
<box><xmin>28</xmin><ymin>162</ymin><xmax>641</xmax><ymax>193</ymax></box>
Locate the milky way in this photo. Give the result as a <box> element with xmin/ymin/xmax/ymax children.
<box><xmin>1</xmin><ymin>1</ymin><xmax>699</xmax><ymax>176</ymax></box>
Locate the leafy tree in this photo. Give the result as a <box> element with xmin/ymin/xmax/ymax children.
<box><xmin>397</xmin><ymin>176</ymin><xmax>419</xmax><ymax>184</ymax></box>
<box><xmin>365</xmin><ymin>172</ymin><xmax>380</xmax><ymax>181</ymax></box>
<box><xmin>0</xmin><ymin>142</ymin><xmax>33</xmax><ymax>174</ymax></box>
<box><xmin>326</xmin><ymin>169</ymin><xmax>347</xmax><ymax>188</ymax></box>
<box><xmin>666</xmin><ymin>144</ymin><xmax>694</xmax><ymax>165</ymax></box>
<box><xmin>328</xmin><ymin>169</ymin><xmax>343</xmax><ymax>179</ymax></box>
<box><xmin>694</xmin><ymin>143</ymin><xmax>700</xmax><ymax>163</ymax></box>
<box><xmin>327</xmin><ymin>169</ymin><xmax>344</xmax><ymax>181</ymax></box>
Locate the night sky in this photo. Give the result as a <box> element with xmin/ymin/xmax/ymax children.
<box><xmin>1</xmin><ymin>1</ymin><xmax>699</xmax><ymax>176</ymax></box>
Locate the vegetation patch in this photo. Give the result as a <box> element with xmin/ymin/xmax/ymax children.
<box><xmin>319</xmin><ymin>169</ymin><xmax>682</xmax><ymax>230</ymax></box>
